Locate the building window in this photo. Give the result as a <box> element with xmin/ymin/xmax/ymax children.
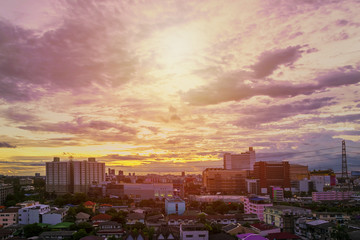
<box><xmin>185</xmin><ymin>235</ymin><xmax>193</xmax><ymax>238</ymax></box>
<box><xmin>199</xmin><ymin>234</ymin><xmax>206</xmax><ymax>237</ymax></box>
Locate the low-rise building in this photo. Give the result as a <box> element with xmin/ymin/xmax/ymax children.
<box><xmin>76</xmin><ymin>212</ymin><xmax>90</xmax><ymax>223</ymax></box>
<box><xmin>42</xmin><ymin>209</ymin><xmax>68</xmax><ymax>225</ymax></box>
<box><xmin>180</xmin><ymin>223</ymin><xmax>208</xmax><ymax>240</ymax></box>
<box><xmin>250</xmin><ymin>223</ymin><xmax>281</xmax><ymax>237</ymax></box>
<box><xmin>263</xmin><ymin>205</ymin><xmax>311</xmax><ymax>233</ymax></box>
<box><xmin>96</xmin><ymin>221</ymin><xmax>124</xmax><ymax>239</ymax></box>
<box><xmin>165</xmin><ymin>198</ymin><xmax>185</xmax><ymax>215</ymax></box>
<box><xmin>18</xmin><ymin>204</ymin><xmax>51</xmax><ymax>224</ymax></box>
<box><xmin>0</xmin><ymin>207</ymin><xmax>20</xmax><ymax>227</ymax></box>
<box><xmin>126</xmin><ymin>213</ymin><xmax>145</xmax><ymax>225</ymax></box>
<box><xmin>312</xmin><ymin>212</ymin><xmax>351</xmax><ymax>224</ymax></box>
<box><xmin>243</xmin><ymin>196</ymin><xmax>273</xmax><ymax>221</ymax></box>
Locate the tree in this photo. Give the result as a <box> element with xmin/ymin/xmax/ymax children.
<box><xmin>73</xmin><ymin>229</ymin><xmax>88</xmax><ymax>240</ymax></box>
<box><xmin>331</xmin><ymin>225</ymin><xmax>350</xmax><ymax>240</ymax></box>
<box><xmin>23</xmin><ymin>223</ymin><xmax>44</xmax><ymax>238</ymax></box>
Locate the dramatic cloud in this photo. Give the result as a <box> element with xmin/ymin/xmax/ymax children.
<box><xmin>0</xmin><ymin>142</ymin><xmax>16</xmax><ymax>148</ymax></box>
<box><xmin>184</xmin><ymin>69</ymin><xmax>360</xmax><ymax>106</ymax></box>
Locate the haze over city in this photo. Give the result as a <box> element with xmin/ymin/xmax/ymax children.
<box><xmin>0</xmin><ymin>0</ymin><xmax>360</xmax><ymax>176</ymax></box>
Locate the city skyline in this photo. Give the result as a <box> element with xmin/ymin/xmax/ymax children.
<box><xmin>1</xmin><ymin>0</ymin><xmax>360</xmax><ymax>176</ymax></box>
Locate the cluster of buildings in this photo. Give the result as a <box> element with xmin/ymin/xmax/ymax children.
<box><xmin>1</xmin><ymin>147</ymin><xmax>360</xmax><ymax>240</ymax></box>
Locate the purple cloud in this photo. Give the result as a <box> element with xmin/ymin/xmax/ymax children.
<box><xmin>184</xmin><ymin>69</ymin><xmax>360</xmax><ymax>106</ymax></box>
<box><xmin>251</xmin><ymin>45</ymin><xmax>303</xmax><ymax>78</ymax></box>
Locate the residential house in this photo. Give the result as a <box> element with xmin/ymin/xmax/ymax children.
<box><xmin>96</xmin><ymin>221</ymin><xmax>124</xmax><ymax>238</ymax></box>
<box><xmin>76</xmin><ymin>212</ymin><xmax>90</xmax><ymax>223</ymax></box>
<box><xmin>180</xmin><ymin>223</ymin><xmax>208</xmax><ymax>240</ymax></box>
<box><xmin>127</xmin><ymin>213</ymin><xmax>145</xmax><ymax>225</ymax></box>
<box><xmin>91</xmin><ymin>213</ymin><xmax>112</xmax><ymax>226</ymax></box>
<box><xmin>18</xmin><ymin>204</ymin><xmax>51</xmax><ymax>224</ymax></box>
<box><xmin>250</xmin><ymin>223</ymin><xmax>280</xmax><ymax>237</ymax></box>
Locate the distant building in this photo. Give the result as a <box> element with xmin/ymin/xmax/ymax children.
<box><xmin>224</xmin><ymin>147</ymin><xmax>256</xmax><ymax>170</ymax></box>
<box><xmin>243</xmin><ymin>196</ymin><xmax>273</xmax><ymax>221</ymax></box>
<box><xmin>312</xmin><ymin>191</ymin><xmax>352</xmax><ymax>202</ymax></box>
<box><xmin>123</xmin><ymin>183</ymin><xmax>173</xmax><ymax>200</ymax></box>
<box><xmin>46</xmin><ymin>157</ymin><xmax>105</xmax><ymax>194</ymax></box>
<box><xmin>202</xmin><ymin>168</ymin><xmax>248</xmax><ymax>194</ymax></box>
<box><xmin>165</xmin><ymin>198</ymin><xmax>185</xmax><ymax>215</ymax></box>
<box><xmin>289</xmin><ymin>164</ymin><xmax>309</xmax><ymax>181</ymax></box>
<box><xmin>19</xmin><ymin>178</ymin><xmax>34</xmax><ymax>185</ymax></box>
<box><xmin>252</xmin><ymin>161</ymin><xmax>290</xmax><ymax>194</ymax></box>
<box><xmin>0</xmin><ymin>184</ymin><xmax>14</xmax><ymax>205</ymax></box>
<box><xmin>18</xmin><ymin>204</ymin><xmax>51</xmax><ymax>224</ymax></box>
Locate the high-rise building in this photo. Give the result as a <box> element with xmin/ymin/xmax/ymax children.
<box><xmin>46</xmin><ymin>158</ymin><xmax>72</xmax><ymax>194</ymax></box>
<box><xmin>0</xmin><ymin>184</ymin><xmax>14</xmax><ymax>205</ymax></box>
<box><xmin>203</xmin><ymin>168</ymin><xmax>248</xmax><ymax>194</ymax></box>
<box><xmin>46</xmin><ymin>157</ymin><xmax>105</xmax><ymax>194</ymax></box>
<box><xmin>73</xmin><ymin>158</ymin><xmax>105</xmax><ymax>193</ymax></box>
<box><xmin>224</xmin><ymin>147</ymin><xmax>256</xmax><ymax>170</ymax></box>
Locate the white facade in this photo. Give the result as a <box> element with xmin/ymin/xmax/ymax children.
<box><xmin>42</xmin><ymin>209</ymin><xmax>67</xmax><ymax>225</ymax></box>
<box><xmin>310</xmin><ymin>176</ymin><xmax>326</xmax><ymax>192</ymax></box>
<box><xmin>18</xmin><ymin>204</ymin><xmax>51</xmax><ymax>224</ymax></box>
<box><xmin>244</xmin><ymin>196</ymin><xmax>273</xmax><ymax>221</ymax></box>
<box><xmin>224</xmin><ymin>147</ymin><xmax>256</xmax><ymax>170</ymax></box>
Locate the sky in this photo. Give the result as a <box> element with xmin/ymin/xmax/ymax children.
<box><xmin>0</xmin><ymin>0</ymin><xmax>360</xmax><ymax>176</ymax></box>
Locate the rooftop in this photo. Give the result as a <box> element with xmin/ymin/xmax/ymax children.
<box><xmin>251</xmin><ymin>223</ymin><xmax>279</xmax><ymax>231</ymax></box>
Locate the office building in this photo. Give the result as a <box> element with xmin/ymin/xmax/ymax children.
<box><xmin>289</xmin><ymin>164</ymin><xmax>309</xmax><ymax>181</ymax></box>
<box><xmin>252</xmin><ymin>161</ymin><xmax>290</xmax><ymax>194</ymax></box>
<box><xmin>203</xmin><ymin>168</ymin><xmax>248</xmax><ymax>194</ymax></box>
<box><xmin>224</xmin><ymin>147</ymin><xmax>256</xmax><ymax>170</ymax></box>
<box><xmin>46</xmin><ymin>157</ymin><xmax>105</xmax><ymax>194</ymax></box>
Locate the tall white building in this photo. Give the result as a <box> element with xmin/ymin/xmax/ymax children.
<box><xmin>224</xmin><ymin>147</ymin><xmax>256</xmax><ymax>170</ymax></box>
<box><xmin>46</xmin><ymin>157</ymin><xmax>105</xmax><ymax>194</ymax></box>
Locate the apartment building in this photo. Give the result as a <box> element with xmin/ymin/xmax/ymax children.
<box><xmin>243</xmin><ymin>196</ymin><xmax>273</xmax><ymax>221</ymax></box>
<box><xmin>0</xmin><ymin>184</ymin><xmax>14</xmax><ymax>205</ymax></box>
<box><xmin>46</xmin><ymin>157</ymin><xmax>105</xmax><ymax>194</ymax></box>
